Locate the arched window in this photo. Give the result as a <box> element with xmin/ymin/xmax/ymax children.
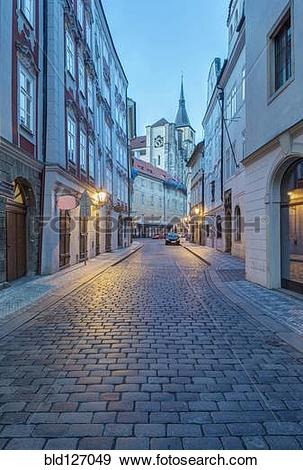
<box><xmin>235</xmin><ymin>206</ymin><xmax>241</xmax><ymax>242</ymax></box>
<box><xmin>216</xmin><ymin>215</ymin><xmax>222</xmax><ymax>239</ymax></box>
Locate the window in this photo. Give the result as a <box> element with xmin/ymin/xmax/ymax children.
<box><xmin>78</xmin><ymin>56</ymin><xmax>85</xmax><ymax>95</ymax></box>
<box><xmin>272</xmin><ymin>12</ymin><xmax>292</xmax><ymax>93</ymax></box>
<box><xmin>89</xmin><ymin>142</ymin><xmax>95</xmax><ymax>178</ymax></box>
<box><xmin>241</xmin><ymin>67</ymin><xmax>246</xmax><ymax>101</ymax></box>
<box><xmin>86</xmin><ymin>18</ymin><xmax>93</xmax><ymax>50</ymax></box>
<box><xmin>80</xmin><ymin>130</ymin><xmax>87</xmax><ymax>171</ymax></box>
<box><xmin>77</xmin><ymin>0</ymin><xmax>84</xmax><ymax>28</ymax></box>
<box><xmin>67</xmin><ymin>116</ymin><xmax>76</xmax><ymax>162</ymax></box>
<box><xmin>103</xmin><ymin>82</ymin><xmax>110</xmax><ymax>104</ymax></box>
<box><xmin>231</xmin><ymin>85</ymin><xmax>237</xmax><ymax>117</ymax></box>
<box><xmin>235</xmin><ymin>206</ymin><xmax>241</xmax><ymax>242</ymax></box>
<box><xmin>66</xmin><ymin>31</ymin><xmax>75</xmax><ymax>77</ymax></box>
<box><xmin>211</xmin><ymin>180</ymin><xmax>215</xmax><ymax>203</ymax></box>
<box><xmin>105</xmin><ymin>121</ymin><xmax>111</xmax><ymax>150</ymax></box>
<box><xmin>21</xmin><ymin>0</ymin><xmax>34</xmax><ymax>25</ymax></box>
<box><xmin>158</xmin><ymin>155</ymin><xmax>161</xmax><ymax>166</ymax></box>
<box><xmin>88</xmin><ymin>77</ymin><xmax>94</xmax><ymax>110</ymax></box>
<box><xmin>206</xmin><ymin>224</ymin><xmax>210</xmax><ymax>237</ymax></box>
<box><xmin>141</xmin><ymin>194</ymin><xmax>144</xmax><ymax>205</ymax></box>
<box><xmin>216</xmin><ymin>216</ymin><xmax>222</xmax><ymax>239</ymax></box>
<box><xmin>19</xmin><ymin>67</ymin><xmax>34</xmax><ymax>131</ymax></box>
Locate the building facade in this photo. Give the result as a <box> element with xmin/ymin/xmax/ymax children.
<box><xmin>0</xmin><ymin>0</ymin><xmax>131</xmax><ymax>286</ymax></box>
<box><xmin>0</xmin><ymin>0</ymin><xmax>44</xmax><ymax>285</ymax></box>
<box><xmin>187</xmin><ymin>142</ymin><xmax>205</xmax><ymax>244</ymax></box>
<box><xmin>131</xmin><ymin>158</ymin><xmax>187</xmax><ymax>237</ymax></box>
<box><xmin>220</xmin><ymin>0</ymin><xmax>246</xmax><ymax>259</ymax></box>
<box><xmin>202</xmin><ymin>58</ymin><xmax>225</xmax><ymax>251</ymax></box>
<box><xmin>244</xmin><ymin>0</ymin><xmax>303</xmax><ymax>293</ymax></box>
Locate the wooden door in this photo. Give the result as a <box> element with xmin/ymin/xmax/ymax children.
<box><xmin>6</xmin><ymin>204</ymin><xmax>27</xmax><ymax>282</ymax></box>
<box><xmin>59</xmin><ymin>210</ymin><xmax>71</xmax><ymax>268</ymax></box>
<box><xmin>79</xmin><ymin>217</ymin><xmax>88</xmax><ymax>261</ymax></box>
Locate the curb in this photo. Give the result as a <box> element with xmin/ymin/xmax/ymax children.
<box><xmin>0</xmin><ymin>244</ymin><xmax>143</xmax><ymax>341</ymax></box>
<box><xmin>183</xmin><ymin>243</ymin><xmax>303</xmax><ymax>355</ymax></box>
<box><xmin>181</xmin><ymin>244</ymin><xmax>211</xmax><ymax>266</ymax></box>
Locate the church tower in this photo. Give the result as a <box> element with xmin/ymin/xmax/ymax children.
<box><xmin>174</xmin><ymin>77</ymin><xmax>195</xmax><ymax>182</ymax></box>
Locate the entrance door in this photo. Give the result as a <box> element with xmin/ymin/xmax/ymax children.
<box><xmin>96</xmin><ymin>214</ymin><xmax>101</xmax><ymax>256</ymax></box>
<box><xmin>281</xmin><ymin>160</ymin><xmax>303</xmax><ymax>293</ymax></box>
<box><xmin>118</xmin><ymin>216</ymin><xmax>123</xmax><ymax>248</ymax></box>
<box><xmin>105</xmin><ymin>212</ymin><xmax>112</xmax><ymax>252</ymax></box>
<box><xmin>6</xmin><ymin>203</ymin><xmax>27</xmax><ymax>282</ymax></box>
<box><xmin>79</xmin><ymin>217</ymin><xmax>88</xmax><ymax>261</ymax></box>
<box><xmin>59</xmin><ymin>210</ymin><xmax>71</xmax><ymax>268</ymax></box>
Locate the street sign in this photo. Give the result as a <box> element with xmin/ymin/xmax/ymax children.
<box><xmin>57</xmin><ymin>195</ymin><xmax>78</xmax><ymax>210</ymax></box>
<box><xmin>79</xmin><ymin>191</ymin><xmax>92</xmax><ymax>218</ymax></box>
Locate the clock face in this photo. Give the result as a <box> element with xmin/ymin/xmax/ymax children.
<box><xmin>154</xmin><ymin>135</ymin><xmax>164</xmax><ymax>148</ymax></box>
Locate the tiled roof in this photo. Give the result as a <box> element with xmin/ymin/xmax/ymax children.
<box><xmin>130</xmin><ymin>135</ymin><xmax>146</xmax><ymax>150</ymax></box>
<box><xmin>133</xmin><ymin>158</ymin><xmax>183</xmax><ymax>184</ymax></box>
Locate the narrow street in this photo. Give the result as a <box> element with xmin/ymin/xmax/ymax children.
<box><xmin>0</xmin><ymin>240</ymin><xmax>303</xmax><ymax>450</ymax></box>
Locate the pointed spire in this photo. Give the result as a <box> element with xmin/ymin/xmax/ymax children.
<box><xmin>175</xmin><ymin>75</ymin><xmax>191</xmax><ymax>128</ymax></box>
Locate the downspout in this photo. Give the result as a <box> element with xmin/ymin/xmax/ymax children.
<box><xmin>126</xmin><ymin>90</ymin><xmax>132</xmax><ymax>244</ymax></box>
<box><xmin>38</xmin><ymin>0</ymin><xmax>48</xmax><ymax>274</ymax></box>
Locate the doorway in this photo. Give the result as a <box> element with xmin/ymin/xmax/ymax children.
<box><xmin>6</xmin><ymin>182</ymin><xmax>27</xmax><ymax>282</ymax></box>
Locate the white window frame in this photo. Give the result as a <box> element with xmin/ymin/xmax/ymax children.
<box><xmin>21</xmin><ymin>0</ymin><xmax>34</xmax><ymax>26</ymax></box>
<box><xmin>230</xmin><ymin>85</ymin><xmax>237</xmax><ymax>118</ymax></box>
<box><xmin>66</xmin><ymin>31</ymin><xmax>75</xmax><ymax>78</ymax></box>
<box><xmin>19</xmin><ymin>65</ymin><xmax>34</xmax><ymax>132</ymax></box>
<box><xmin>241</xmin><ymin>67</ymin><xmax>246</xmax><ymax>101</ymax></box>
<box><xmin>89</xmin><ymin>141</ymin><xmax>95</xmax><ymax>178</ymax></box>
<box><xmin>78</xmin><ymin>55</ymin><xmax>86</xmax><ymax>95</ymax></box>
<box><xmin>67</xmin><ymin>115</ymin><xmax>76</xmax><ymax>163</ymax></box>
<box><xmin>80</xmin><ymin>130</ymin><xmax>87</xmax><ymax>171</ymax></box>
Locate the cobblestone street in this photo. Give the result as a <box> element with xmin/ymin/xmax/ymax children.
<box><xmin>1</xmin><ymin>240</ymin><xmax>303</xmax><ymax>450</ymax></box>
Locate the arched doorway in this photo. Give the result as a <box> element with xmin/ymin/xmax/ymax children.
<box><xmin>280</xmin><ymin>159</ymin><xmax>303</xmax><ymax>293</ymax></box>
<box><xmin>6</xmin><ymin>181</ymin><xmax>27</xmax><ymax>281</ymax></box>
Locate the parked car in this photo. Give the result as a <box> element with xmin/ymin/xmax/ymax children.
<box><xmin>152</xmin><ymin>234</ymin><xmax>160</xmax><ymax>239</ymax></box>
<box><xmin>165</xmin><ymin>232</ymin><xmax>181</xmax><ymax>246</ymax></box>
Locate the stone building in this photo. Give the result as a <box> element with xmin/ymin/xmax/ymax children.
<box><xmin>243</xmin><ymin>0</ymin><xmax>303</xmax><ymax>293</ymax></box>
<box><xmin>187</xmin><ymin>141</ymin><xmax>205</xmax><ymax>245</ymax></box>
<box><xmin>0</xmin><ymin>0</ymin><xmax>131</xmax><ymax>286</ymax></box>
<box><xmin>131</xmin><ymin>158</ymin><xmax>187</xmax><ymax>238</ymax></box>
<box><xmin>0</xmin><ymin>0</ymin><xmax>44</xmax><ymax>285</ymax></box>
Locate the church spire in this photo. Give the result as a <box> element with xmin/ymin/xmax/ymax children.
<box><xmin>175</xmin><ymin>75</ymin><xmax>191</xmax><ymax>128</ymax></box>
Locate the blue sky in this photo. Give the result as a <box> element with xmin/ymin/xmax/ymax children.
<box><xmin>102</xmin><ymin>0</ymin><xmax>230</xmax><ymax>139</ymax></box>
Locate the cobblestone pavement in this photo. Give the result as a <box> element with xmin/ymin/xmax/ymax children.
<box><xmin>0</xmin><ymin>240</ymin><xmax>303</xmax><ymax>450</ymax></box>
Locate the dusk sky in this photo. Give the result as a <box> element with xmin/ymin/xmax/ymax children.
<box><xmin>102</xmin><ymin>0</ymin><xmax>230</xmax><ymax>139</ymax></box>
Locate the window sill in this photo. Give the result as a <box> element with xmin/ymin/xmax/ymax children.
<box><xmin>20</xmin><ymin>123</ymin><xmax>34</xmax><ymax>136</ymax></box>
<box><xmin>268</xmin><ymin>75</ymin><xmax>294</xmax><ymax>105</ymax></box>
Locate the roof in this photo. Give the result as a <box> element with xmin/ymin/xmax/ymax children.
<box><xmin>187</xmin><ymin>141</ymin><xmax>204</xmax><ymax>167</ymax></box>
<box><xmin>130</xmin><ymin>136</ymin><xmax>146</xmax><ymax>150</ymax></box>
<box><xmin>133</xmin><ymin>158</ymin><xmax>170</xmax><ymax>182</ymax></box>
<box><xmin>151</xmin><ymin>118</ymin><xmax>169</xmax><ymax>128</ymax></box>
<box><xmin>175</xmin><ymin>77</ymin><xmax>191</xmax><ymax>128</ymax></box>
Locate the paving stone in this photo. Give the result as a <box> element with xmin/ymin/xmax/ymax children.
<box><xmin>167</xmin><ymin>424</ymin><xmax>202</xmax><ymax>437</ymax></box>
<box><xmin>58</xmin><ymin>412</ymin><xmax>93</xmax><ymax>424</ymax></box>
<box><xmin>264</xmin><ymin>421</ymin><xmax>303</xmax><ymax>435</ymax></box>
<box><xmin>44</xmin><ymin>438</ymin><xmax>78</xmax><ymax>450</ymax></box>
<box><xmin>78</xmin><ymin>437</ymin><xmax>114</xmax><ymax>450</ymax></box>
<box><xmin>65</xmin><ymin>424</ymin><xmax>103</xmax><ymax>437</ymax></box>
<box><xmin>150</xmin><ymin>413</ymin><xmax>180</xmax><ymax>424</ymax></box>
<box><xmin>78</xmin><ymin>402</ymin><xmax>107</xmax><ymax>412</ymax></box>
<box><xmin>117</xmin><ymin>412</ymin><xmax>148</xmax><ymax>424</ymax></box>
<box><xmin>104</xmin><ymin>424</ymin><xmax>133</xmax><ymax>437</ymax></box>
<box><xmin>227</xmin><ymin>423</ymin><xmax>265</xmax><ymax>436</ymax></box>
<box><xmin>5</xmin><ymin>438</ymin><xmax>46</xmax><ymax>450</ymax></box>
<box><xmin>116</xmin><ymin>438</ymin><xmax>149</xmax><ymax>450</ymax></box>
<box><xmin>151</xmin><ymin>438</ymin><xmax>182</xmax><ymax>449</ymax></box>
<box><xmin>221</xmin><ymin>437</ymin><xmax>245</xmax><ymax>450</ymax></box>
<box><xmin>134</xmin><ymin>424</ymin><xmax>165</xmax><ymax>437</ymax></box>
<box><xmin>203</xmin><ymin>424</ymin><xmax>230</xmax><ymax>436</ymax></box>
<box><xmin>93</xmin><ymin>413</ymin><xmax>117</xmax><ymax>424</ymax></box>
<box><xmin>265</xmin><ymin>436</ymin><xmax>301</xmax><ymax>449</ymax></box>
<box><xmin>243</xmin><ymin>436</ymin><xmax>269</xmax><ymax>450</ymax></box>
<box><xmin>183</xmin><ymin>437</ymin><xmax>223</xmax><ymax>450</ymax></box>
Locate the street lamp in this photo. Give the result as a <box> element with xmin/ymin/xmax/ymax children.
<box><xmin>194</xmin><ymin>207</ymin><xmax>200</xmax><ymax>216</ymax></box>
<box><xmin>96</xmin><ymin>189</ymin><xmax>109</xmax><ymax>206</ymax></box>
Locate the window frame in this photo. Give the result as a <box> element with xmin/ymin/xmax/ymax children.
<box><xmin>66</xmin><ymin>30</ymin><xmax>75</xmax><ymax>78</ymax></box>
<box><xmin>268</xmin><ymin>5</ymin><xmax>294</xmax><ymax>100</ymax></box>
<box><xmin>89</xmin><ymin>141</ymin><xmax>95</xmax><ymax>178</ymax></box>
<box><xmin>80</xmin><ymin>129</ymin><xmax>87</xmax><ymax>172</ymax></box>
<box><xmin>21</xmin><ymin>0</ymin><xmax>34</xmax><ymax>27</ymax></box>
<box><xmin>19</xmin><ymin>65</ymin><xmax>34</xmax><ymax>133</ymax></box>
<box><xmin>78</xmin><ymin>55</ymin><xmax>86</xmax><ymax>96</ymax></box>
<box><xmin>67</xmin><ymin>115</ymin><xmax>77</xmax><ymax>163</ymax></box>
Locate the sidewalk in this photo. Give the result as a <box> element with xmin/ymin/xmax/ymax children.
<box><xmin>0</xmin><ymin>242</ymin><xmax>142</xmax><ymax>339</ymax></box>
<box><xmin>182</xmin><ymin>242</ymin><xmax>303</xmax><ymax>353</ymax></box>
